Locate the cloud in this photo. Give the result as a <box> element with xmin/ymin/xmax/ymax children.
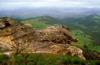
<box><xmin>0</xmin><ymin>0</ymin><xmax>100</xmax><ymax>10</ymax></box>
<box><xmin>0</xmin><ymin>0</ymin><xmax>99</xmax><ymax>3</ymax></box>
<box><xmin>0</xmin><ymin>1</ymin><xmax>83</xmax><ymax>8</ymax></box>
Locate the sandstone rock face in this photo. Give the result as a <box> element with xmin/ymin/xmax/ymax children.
<box><xmin>65</xmin><ymin>46</ymin><xmax>85</xmax><ymax>60</ymax></box>
<box><xmin>34</xmin><ymin>25</ymin><xmax>78</xmax><ymax>44</ymax></box>
<box><xmin>31</xmin><ymin>42</ymin><xmax>85</xmax><ymax>60</ymax></box>
<box><xmin>0</xmin><ymin>17</ymin><xmax>85</xmax><ymax>60</ymax></box>
<box><xmin>0</xmin><ymin>23</ymin><xmax>35</xmax><ymax>50</ymax></box>
<box><xmin>0</xmin><ymin>17</ymin><xmax>14</xmax><ymax>28</ymax></box>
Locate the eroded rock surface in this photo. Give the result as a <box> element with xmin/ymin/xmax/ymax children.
<box><xmin>30</xmin><ymin>42</ymin><xmax>85</xmax><ymax>60</ymax></box>
<box><xmin>34</xmin><ymin>25</ymin><xmax>78</xmax><ymax>44</ymax></box>
<box><xmin>0</xmin><ymin>17</ymin><xmax>85</xmax><ymax>60</ymax></box>
<box><xmin>0</xmin><ymin>17</ymin><xmax>14</xmax><ymax>28</ymax></box>
<box><xmin>0</xmin><ymin>23</ymin><xmax>35</xmax><ymax>50</ymax></box>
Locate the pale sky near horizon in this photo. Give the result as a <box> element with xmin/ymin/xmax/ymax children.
<box><xmin>0</xmin><ymin>0</ymin><xmax>100</xmax><ymax>10</ymax></box>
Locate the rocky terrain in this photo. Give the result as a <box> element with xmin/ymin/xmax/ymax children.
<box><xmin>0</xmin><ymin>17</ymin><xmax>85</xmax><ymax>60</ymax></box>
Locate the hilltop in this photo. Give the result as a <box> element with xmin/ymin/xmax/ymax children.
<box><xmin>62</xmin><ymin>14</ymin><xmax>100</xmax><ymax>27</ymax></box>
<box><xmin>21</xmin><ymin>16</ymin><xmax>63</xmax><ymax>29</ymax></box>
<box><xmin>1</xmin><ymin>7</ymin><xmax>100</xmax><ymax>19</ymax></box>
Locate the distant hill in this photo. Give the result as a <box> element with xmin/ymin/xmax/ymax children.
<box><xmin>20</xmin><ymin>15</ymin><xmax>85</xmax><ymax>31</ymax></box>
<box><xmin>62</xmin><ymin>14</ymin><xmax>100</xmax><ymax>31</ymax></box>
<box><xmin>22</xmin><ymin>16</ymin><xmax>63</xmax><ymax>24</ymax></box>
<box><xmin>1</xmin><ymin>7</ymin><xmax>100</xmax><ymax>19</ymax></box>
<box><xmin>20</xmin><ymin>16</ymin><xmax>93</xmax><ymax>38</ymax></box>
<box><xmin>62</xmin><ymin>14</ymin><xmax>100</xmax><ymax>26</ymax></box>
<box><xmin>62</xmin><ymin>14</ymin><xmax>100</xmax><ymax>46</ymax></box>
<box><xmin>21</xmin><ymin>15</ymin><xmax>100</xmax><ymax>35</ymax></box>
<box><xmin>21</xmin><ymin>16</ymin><xmax>64</xmax><ymax>29</ymax></box>
<box><xmin>20</xmin><ymin>15</ymin><xmax>83</xmax><ymax>30</ymax></box>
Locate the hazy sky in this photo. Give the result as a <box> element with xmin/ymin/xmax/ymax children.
<box><xmin>0</xmin><ymin>0</ymin><xmax>100</xmax><ymax>10</ymax></box>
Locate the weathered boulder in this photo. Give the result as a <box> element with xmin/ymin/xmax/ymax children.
<box><xmin>33</xmin><ymin>25</ymin><xmax>78</xmax><ymax>44</ymax></box>
<box><xmin>30</xmin><ymin>42</ymin><xmax>85</xmax><ymax>60</ymax></box>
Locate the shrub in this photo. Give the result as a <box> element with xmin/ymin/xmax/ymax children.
<box><xmin>27</xmin><ymin>62</ymin><xmax>35</xmax><ymax>65</ymax></box>
<box><xmin>0</xmin><ymin>49</ymin><xmax>7</xmax><ymax>53</ymax></box>
<box><xmin>0</xmin><ymin>54</ymin><xmax>9</xmax><ymax>61</ymax></box>
<box><xmin>14</xmin><ymin>55</ymin><xmax>23</xmax><ymax>62</ymax></box>
<box><xmin>95</xmin><ymin>60</ymin><xmax>100</xmax><ymax>65</ymax></box>
<box><xmin>0</xmin><ymin>54</ymin><xmax>9</xmax><ymax>65</ymax></box>
<box><xmin>62</xmin><ymin>54</ymin><xmax>87</xmax><ymax>65</ymax></box>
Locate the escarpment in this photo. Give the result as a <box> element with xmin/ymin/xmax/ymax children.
<box><xmin>0</xmin><ymin>17</ymin><xmax>85</xmax><ymax>60</ymax></box>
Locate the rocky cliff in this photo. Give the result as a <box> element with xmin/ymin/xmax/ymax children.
<box><xmin>0</xmin><ymin>23</ymin><xmax>35</xmax><ymax>50</ymax></box>
<box><xmin>0</xmin><ymin>17</ymin><xmax>85</xmax><ymax>60</ymax></box>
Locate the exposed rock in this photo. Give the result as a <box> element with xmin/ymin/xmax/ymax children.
<box><xmin>0</xmin><ymin>17</ymin><xmax>85</xmax><ymax>60</ymax></box>
<box><xmin>0</xmin><ymin>23</ymin><xmax>35</xmax><ymax>50</ymax></box>
<box><xmin>0</xmin><ymin>17</ymin><xmax>14</xmax><ymax>28</ymax></box>
<box><xmin>34</xmin><ymin>25</ymin><xmax>78</xmax><ymax>44</ymax></box>
<box><xmin>83</xmin><ymin>49</ymin><xmax>100</xmax><ymax>60</ymax></box>
<box><xmin>65</xmin><ymin>45</ymin><xmax>85</xmax><ymax>60</ymax></box>
<box><xmin>30</xmin><ymin>42</ymin><xmax>85</xmax><ymax>60</ymax></box>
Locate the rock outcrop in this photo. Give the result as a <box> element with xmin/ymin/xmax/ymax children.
<box><xmin>31</xmin><ymin>42</ymin><xmax>85</xmax><ymax>60</ymax></box>
<box><xmin>33</xmin><ymin>25</ymin><xmax>78</xmax><ymax>44</ymax></box>
<box><xmin>0</xmin><ymin>23</ymin><xmax>35</xmax><ymax>50</ymax></box>
<box><xmin>0</xmin><ymin>17</ymin><xmax>85</xmax><ymax>60</ymax></box>
<box><xmin>0</xmin><ymin>17</ymin><xmax>14</xmax><ymax>28</ymax></box>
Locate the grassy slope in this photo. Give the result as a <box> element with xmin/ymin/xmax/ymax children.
<box><xmin>62</xmin><ymin>15</ymin><xmax>100</xmax><ymax>38</ymax></box>
<box><xmin>21</xmin><ymin>16</ymin><xmax>61</xmax><ymax>29</ymax></box>
<box><xmin>71</xmin><ymin>30</ymin><xmax>92</xmax><ymax>48</ymax></box>
<box><xmin>62</xmin><ymin>15</ymin><xmax>100</xmax><ymax>51</ymax></box>
<box><xmin>70</xmin><ymin>30</ymin><xmax>100</xmax><ymax>51</ymax></box>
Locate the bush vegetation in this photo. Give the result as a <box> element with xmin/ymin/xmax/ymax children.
<box><xmin>0</xmin><ymin>53</ymin><xmax>100</xmax><ymax>65</ymax></box>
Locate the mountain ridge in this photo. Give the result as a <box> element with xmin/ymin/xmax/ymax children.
<box><xmin>1</xmin><ymin>7</ymin><xmax>100</xmax><ymax>19</ymax></box>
